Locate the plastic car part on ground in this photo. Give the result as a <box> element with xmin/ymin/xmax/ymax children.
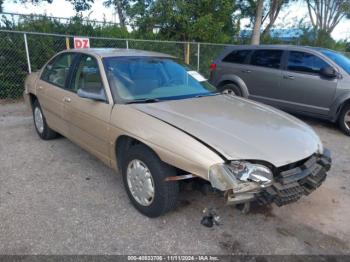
<box><xmin>201</xmin><ymin>208</ymin><xmax>221</xmax><ymax>228</ymax></box>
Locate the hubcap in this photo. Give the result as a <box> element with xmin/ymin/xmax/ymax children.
<box><xmin>345</xmin><ymin>110</ymin><xmax>350</xmax><ymax>130</ymax></box>
<box><xmin>126</xmin><ymin>159</ymin><xmax>155</xmax><ymax>206</ymax></box>
<box><xmin>222</xmin><ymin>89</ymin><xmax>236</xmax><ymax>96</ymax></box>
<box><xmin>34</xmin><ymin>107</ymin><xmax>44</xmax><ymax>134</ymax></box>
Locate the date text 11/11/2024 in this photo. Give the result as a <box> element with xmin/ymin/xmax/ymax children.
<box><xmin>127</xmin><ymin>255</ymin><xmax>220</xmax><ymax>261</ymax></box>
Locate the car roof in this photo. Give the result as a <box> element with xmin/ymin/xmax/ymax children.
<box><xmin>225</xmin><ymin>44</ymin><xmax>331</xmax><ymax>52</ymax></box>
<box><xmin>62</xmin><ymin>48</ymin><xmax>175</xmax><ymax>59</ymax></box>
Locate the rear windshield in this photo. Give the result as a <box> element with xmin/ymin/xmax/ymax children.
<box><xmin>103</xmin><ymin>57</ymin><xmax>217</xmax><ymax>103</ymax></box>
<box><xmin>321</xmin><ymin>50</ymin><xmax>350</xmax><ymax>75</ymax></box>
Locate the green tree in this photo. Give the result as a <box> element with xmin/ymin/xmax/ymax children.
<box><xmin>306</xmin><ymin>0</ymin><xmax>350</xmax><ymax>45</ymax></box>
<box><xmin>10</xmin><ymin>0</ymin><xmax>239</xmax><ymax>43</ymax></box>
<box><xmin>15</xmin><ymin>0</ymin><xmax>94</xmax><ymax>12</ymax></box>
<box><xmin>103</xmin><ymin>0</ymin><xmax>129</xmax><ymax>28</ymax></box>
<box><xmin>237</xmin><ymin>0</ymin><xmax>294</xmax><ymax>44</ymax></box>
<box><xmin>126</xmin><ymin>0</ymin><xmax>157</xmax><ymax>32</ymax></box>
<box><xmin>126</xmin><ymin>0</ymin><xmax>239</xmax><ymax>43</ymax></box>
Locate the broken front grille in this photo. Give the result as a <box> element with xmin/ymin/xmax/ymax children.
<box><xmin>256</xmin><ymin>149</ymin><xmax>331</xmax><ymax>207</ymax></box>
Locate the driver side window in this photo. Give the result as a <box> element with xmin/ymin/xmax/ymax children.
<box><xmin>287</xmin><ymin>51</ymin><xmax>329</xmax><ymax>74</ymax></box>
<box><xmin>72</xmin><ymin>55</ymin><xmax>104</xmax><ymax>95</ymax></box>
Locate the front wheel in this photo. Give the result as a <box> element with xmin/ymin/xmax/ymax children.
<box><xmin>32</xmin><ymin>100</ymin><xmax>57</xmax><ymax>140</ymax></box>
<box><xmin>121</xmin><ymin>144</ymin><xmax>179</xmax><ymax>217</ymax></box>
<box><xmin>338</xmin><ymin>104</ymin><xmax>350</xmax><ymax>136</ymax></box>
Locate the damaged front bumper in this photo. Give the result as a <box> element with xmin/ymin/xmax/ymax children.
<box><xmin>256</xmin><ymin>149</ymin><xmax>331</xmax><ymax>206</ymax></box>
<box><xmin>209</xmin><ymin>149</ymin><xmax>332</xmax><ymax>207</ymax></box>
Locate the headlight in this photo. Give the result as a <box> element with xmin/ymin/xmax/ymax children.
<box><xmin>208</xmin><ymin>161</ymin><xmax>273</xmax><ymax>192</ymax></box>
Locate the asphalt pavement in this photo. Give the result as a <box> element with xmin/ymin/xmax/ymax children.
<box><xmin>0</xmin><ymin>102</ymin><xmax>349</xmax><ymax>255</ymax></box>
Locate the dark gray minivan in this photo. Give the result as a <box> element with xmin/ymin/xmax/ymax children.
<box><xmin>209</xmin><ymin>45</ymin><xmax>350</xmax><ymax>135</ymax></box>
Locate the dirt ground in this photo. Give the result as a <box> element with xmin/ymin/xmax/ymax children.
<box><xmin>0</xmin><ymin>102</ymin><xmax>349</xmax><ymax>255</ymax></box>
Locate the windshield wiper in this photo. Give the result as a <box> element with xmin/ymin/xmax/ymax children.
<box><xmin>125</xmin><ymin>98</ymin><xmax>161</xmax><ymax>104</ymax></box>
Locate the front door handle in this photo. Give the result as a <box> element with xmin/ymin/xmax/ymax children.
<box><xmin>242</xmin><ymin>69</ymin><xmax>252</xmax><ymax>73</ymax></box>
<box><xmin>63</xmin><ymin>97</ymin><xmax>71</xmax><ymax>103</ymax></box>
<box><xmin>38</xmin><ymin>86</ymin><xmax>43</xmax><ymax>90</ymax></box>
<box><xmin>283</xmin><ymin>75</ymin><xmax>295</xmax><ymax>80</ymax></box>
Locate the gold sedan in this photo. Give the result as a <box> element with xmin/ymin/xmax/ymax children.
<box><xmin>24</xmin><ymin>48</ymin><xmax>331</xmax><ymax>217</ymax></box>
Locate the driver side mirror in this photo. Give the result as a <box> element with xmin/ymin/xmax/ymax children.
<box><xmin>320</xmin><ymin>66</ymin><xmax>338</xmax><ymax>79</ymax></box>
<box><xmin>77</xmin><ymin>87</ymin><xmax>107</xmax><ymax>102</ymax></box>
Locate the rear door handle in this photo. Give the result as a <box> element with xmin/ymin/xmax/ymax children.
<box><xmin>63</xmin><ymin>97</ymin><xmax>71</xmax><ymax>103</ymax></box>
<box><xmin>242</xmin><ymin>69</ymin><xmax>252</xmax><ymax>73</ymax></box>
<box><xmin>283</xmin><ymin>75</ymin><xmax>295</xmax><ymax>80</ymax></box>
<box><xmin>38</xmin><ymin>86</ymin><xmax>43</xmax><ymax>90</ymax></box>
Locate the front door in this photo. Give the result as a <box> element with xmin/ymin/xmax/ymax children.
<box><xmin>278</xmin><ymin>51</ymin><xmax>338</xmax><ymax>115</ymax></box>
<box><xmin>63</xmin><ymin>54</ymin><xmax>113</xmax><ymax>166</ymax></box>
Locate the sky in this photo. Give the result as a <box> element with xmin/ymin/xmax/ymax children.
<box><xmin>3</xmin><ymin>0</ymin><xmax>350</xmax><ymax>41</ymax></box>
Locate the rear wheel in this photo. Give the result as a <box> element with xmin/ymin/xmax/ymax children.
<box><xmin>338</xmin><ymin>104</ymin><xmax>350</xmax><ymax>136</ymax></box>
<box><xmin>32</xmin><ymin>100</ymin><xmax>57</xmax><ymax>140</ymax></box>
<box><xmin>121</xmin><ymin>144</ymin><xmax>179</xmax><ymax>217</ymax></box>
<box><xmin>218</xmin><ymin>83</ymin><xmax>242</xmax><ymax>97</ymax></box>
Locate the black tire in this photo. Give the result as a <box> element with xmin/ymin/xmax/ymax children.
<box><xmin>32</xmin><ymin>100</ymin><xmax>58</xmax><ymax>140</ymax></box>
<box><xmin>121</xmin><ymin>144</ymin><xmax>179</xmax><ymax>217</ymax></box>
<box><xmin>218</xmin><ymin>83</ymin><xmax>243</xmax><ymax>97</ymax></box>
<box><xmin>338</xmin><ymin>103</ymin><xmax>350</xmax><ymax>136</ymax></box>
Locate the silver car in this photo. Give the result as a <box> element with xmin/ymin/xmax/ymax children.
<box><xmin>209</xmin><ymin>45</ymin><xmax>350</xmax><ymax>136</ymax></box>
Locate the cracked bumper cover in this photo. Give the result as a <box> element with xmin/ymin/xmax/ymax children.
<box><xmin>256</xmin><ymin>148</ymin><xmax>331</xmax><ymax>206</ymax></box>
<box><xmin>210</xmin><ymin>149</ymin><xmax>332</xmax><ymax>206</ymax></box>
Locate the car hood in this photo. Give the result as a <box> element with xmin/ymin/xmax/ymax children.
<box><xmin>130</xmin><ymin>95</ymin><xmax>323</xmax><ymax>167</ymax></box>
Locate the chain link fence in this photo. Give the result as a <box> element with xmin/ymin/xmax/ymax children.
<box><xmin>0</xmin><ymin>31</ymin><xmax>26</xmax><ymax>99</ymax></box>
<box><xmin>0</xmin><ymin>30</ymin><xmax>233</xmax><ymax>100</ymax></box>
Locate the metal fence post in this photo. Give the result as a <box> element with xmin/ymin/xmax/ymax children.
<box><xmin>197</xmin><ymin>43</ymin><xmax>200</xmax><ymax>72</ymax></box>
<box><xmin>126</xmin><ymin>40</ymin><xmax>129</xmax><ymax>49</ymax></box>
<box><xmin>66</xmin><ymin>37</ymin><xmax>70</xmax><ymax>49</ymax></box>
<box><xmin>184</xmin><ymin>42</ymin><xmax>190</xmax><ymax>65</ymax></box>
<box><xmin>23</xmin><ymin>33</ymin><xmax>32</xmax><ymax>74</ymax></box>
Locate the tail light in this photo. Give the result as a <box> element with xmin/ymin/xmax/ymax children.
<box><xmin>210</xmin><ymin>63</ymin><xmax>217</xmax><ymax>72</ymax></box>
<box><xmin>209</xmin><ymin>63</ymin><xmax>217</xmax><ymax>79</ymax></box>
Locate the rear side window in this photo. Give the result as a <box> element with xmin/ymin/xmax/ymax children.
<box><xmin>250</xmin><ymin>50</ymin><xmax>283</xmax><ymax>69</ymax></box>
<box><xmin>222</xmin><ymin>50</ymin><xmax>251</xmax><ymax>64</ymax></box>
<box><xmin>287</xmin><ymin>51</ymin><xmax>329</xmax><ymax>74</ymax></box>
<box><xmin>41</xmin><ymin>53</ymin><xmax>76</xmax><ymax>88</ymax></box>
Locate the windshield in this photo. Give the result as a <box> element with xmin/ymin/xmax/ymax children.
<box><xmin>103</xmin><ymin>57</ymin><xmax>217</xmax><ymax>103</ymax></box>
<box><xmin>321</xmin><ymin>50</ymin><xmax>350</xmax><ymax>75</ymax></box>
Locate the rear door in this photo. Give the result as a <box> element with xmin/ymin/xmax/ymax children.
<box><xmin>218</xmin><ymin>49</ymin><xmax>253</xmax><ymax>84</ymax></box>
<box><xmin>63</xmin><ymin>54</ymin><xmax>113</xmax><ymax>166</ymax></box>
<box><xmin>243</xmin><ymin>49</ymin><xmax>284</xmax><ymax>102</ymax></box>
<box><xmin>279</xmin><ymin>50</ymin><xmax>338</xmax><ymax>115</ymax></box>
<box><xmin>36</xmin><ymin>52</ymin><xmax>77</xmax><ymax>136</ymax></box>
